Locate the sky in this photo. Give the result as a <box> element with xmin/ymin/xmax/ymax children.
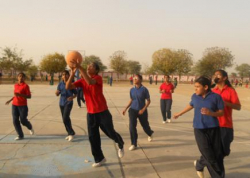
<box><xmin>1</xmin><ymin>0</ymin><xmax>250</xmax><ymax>72</ymax></box>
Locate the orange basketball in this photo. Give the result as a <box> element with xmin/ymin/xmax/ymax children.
<box><xmin>66</xmin><ymin>51</ymin><xmax>83</xmax><ymax>68</ymax></box>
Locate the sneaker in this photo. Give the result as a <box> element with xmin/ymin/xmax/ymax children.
<box><xmin>128</xmin><ymin>145</ymin><xmax>136</xmax><ymax>151</ymax></box>
<box><xmin>65</xmin><ymin>136</ymin><xmax>69</xmax><ymax>140</ymax></box>
<box><xmin>194</xmin><ymin>160</ymin><xmax>204</xmax><ymax>178</ymax></box>
<box><xmin>148</xmin><ymin>133</ymin><xmax>153</xmax><ymax>142</ymax></box>
<box><xmin>118</xmin><ymin>148</ymin><xmax>124</xmax><ymax>158</ymax></box>
<box><xmin>78</xmin><ymin>106</ymin><xmax>81</xmax><ymax>108</ymax></box>
<box><xmin>68</xmin><ymin>135</ymin><xmax>74</xmax><ymax>142</ymax></box>
<box><xmin>167</xmin><ymin>119</ymin><xmax>171</xmax><ymax>123</ymax></box>
<box><xmin>162</xmin><ymin>121</ymin><xmax>166</xmax><ymax>124</ymax></box>
<box><xmin>92</xmin><ymin>158</ymin><xmax>107</xmax><ymax>167</ymax></box>
<box><xmin>29</xmin><ymin>129</ymin><xmax>34</xmax><ymax>135</ymax></box>
<box><xmin>14</xmin><ymin>136</ymin><xmax>23</xmax><ymax>141</ymax></box>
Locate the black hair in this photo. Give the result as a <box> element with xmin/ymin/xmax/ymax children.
<box><xmin>215</xmin><ymin>69</ymin><xmax>233</xmax><ymax>87</ymax></box>
<box><xmin>17</xmin><ymin>72</ymin><xmax>26</xmax><ymax>78</ymax></box>
<box><xmin>62</xmin><ymin>70</ymin><xmax>70</xmax><ymax>76</ymax></box>
<box><xmin>91</xmin><ymin>62</ymin><xmax>100</xmax><ymax>74</ymax></box>
<box><xmin>195</xmin><ymin>76</ymin><xmax>211</xmax><ymax>92</ymax></box>
<box><xmin>135</xmin><ymin>74</ymin><xmax>143</xmax><ymax>81</ymax></box>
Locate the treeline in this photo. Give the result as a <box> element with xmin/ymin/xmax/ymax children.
<box><xmin>0</xmin><ymin>46</ymin><xmax>250</xmax><ymax>82</ymax></box>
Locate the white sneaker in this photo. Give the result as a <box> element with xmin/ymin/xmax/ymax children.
<box><xmin>148</xmin><ymin>134</ymin><xmax>153</xmax><ymax>142</ymax></box>
<box><xmin>14</xmin><ymin>136</ymin><xmax>23</xmax><ymax>141</ymax></box>
<box><xmin>92</xmin><ymin>158</ymin><xmax>107</xmax><ymax>167</ymax></box>
<box><xmin>65</xmin><ymin>136</ymin><xmax>69</xmax><ymax>140</ymax></box>
<box><xmin>118</xmin><ymin>148</ymin><xmax>124</xmax><ymax>158</ymax></box>
<box><xmin>78</xmin><ymin>106</ymin><xmax>81</xmax><ymax>109</ymax></box>
<box><xmin>162</xmin><ymin>121</ymin><xmax>166</xmax><ymax>124</ymax></box>
<box><xmin>128</xmin><ymin>145</ymin><xmax>136</xmax><ymax>151</ymax></box>
<box><xmin>68</xmin><ymin>135</ymin><xmax>74</xmax><ymax>142</ymax></box>
<box><xmin>167</xmin><ymin>119</ymin><xmax>171</xmax><ymax>123</ymax></box>
<box><xmin>194</xmin><ymin>160</ymin><xmax>204</xmax><ymax>178</ymax></box>
<box><xmin>29</xmin><ymin>129</ymin><xmax>34</xmax><ymax>135</ymax></box>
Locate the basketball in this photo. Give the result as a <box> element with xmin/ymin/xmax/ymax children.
<box><xmin>66</xmin><ymin>51</ymin><xmax>83</xmax><ymax>68</ymax></box>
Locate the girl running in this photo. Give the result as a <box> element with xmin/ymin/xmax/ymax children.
<box><xmin>213</xmin><ymin>70</ymin><xmax>241</xmax><ymax>159</ymax></box>
<box><xmin>5</xmin><ymin>72</ymin><xmax>34</xmax><ymax>140</ymax></box>
<box><xmin>159</xmin><ymin>75</ymin><xmax>175</xmax><ymax>123</ymax></box>
<box><xmin>122</xmin><ymin>74</ymin><xmax>154</xmax><ymax>151</ymax></box>
<box><xmin>173</xmin><ymin>76</ymin><xmax>225</xmax><ymax>178</ymax></box>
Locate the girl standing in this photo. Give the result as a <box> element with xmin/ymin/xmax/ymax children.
<box><xmin>56</xmin><ymin>70</ymin><xmax>77</xmax><ymax>141</ymax></box>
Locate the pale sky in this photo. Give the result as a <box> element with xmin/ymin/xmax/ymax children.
<box><xmin>1</xmin><ymin>0</ymin><xmax>250</xmax><ymax>71</ymax></box>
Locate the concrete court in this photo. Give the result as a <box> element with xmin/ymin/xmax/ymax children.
<box><xmin>0</xmin><ymin>84</ymin><xmax>249</xmax><ymax>178</ymax></box>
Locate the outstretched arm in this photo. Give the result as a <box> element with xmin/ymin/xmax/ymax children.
<box><xmin>5</xmin><ymin>97</ymin><xmax>14</xmax><ymax>105</ymax></box>
<box><xmin>173</xmin><ymin>105</ymin><xmax>193</xmax><ymax>119</ymax></box>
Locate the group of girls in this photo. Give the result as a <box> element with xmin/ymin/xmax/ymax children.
<box><xmin>6</xmin><ymin>65</ymin><xmax>240</xmax><ymax>178</ymax></box>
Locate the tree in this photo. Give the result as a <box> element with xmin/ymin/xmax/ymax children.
<box><xmin>175</xmin><ymin>49</ymin><xmax>193</xmax><ymax>81</ymax></box>
<box><xmin>235</xmin><ymin>63</ymin><xmax>250</xmax><ymax>79</ymax></box>
<box><xmin>27</xmin><ymin>65</ymin><xmax>38</xmax><ymax>81</ymax></box>
<box><xmin>110</xmin><ymin>51</ymin><xmax>127</xmax><ymax>80</ymax></box>
<box><xmin>152</xmin><ymin>48</ymin><xmax>178</xmax><ymax>75</ymax></box>
<box><xmin>39</xmin><ymin>53</ymin><xmax>66</xmax><ymax>85</ymax></box>
<box><xmin>142</xmin><ymin>64</ymin><xmax>156</xmax><ymax>75</ymax></box>
<box><xmin>230</xmin><ymin>72</ymin><xmax>237</xmax><ymax>78</ymax></box>
<box><xmin>126</xmin><ymin>60</ymin><xmax>141</xmax><ymax>74</ymax></box>
<box><xmin>193</xmin><ymin>47</ymin><xmax>234</xmax><ymax>77</ymax></box>
<box><xmin>82</xmin><ymin>55</ymin><xmax>107</xmax><ymax>71</ymax></box>
<box><xmin>0</xmin><ymin>47</ymin><xmax>32</xmax><ymax>82</ymax></box>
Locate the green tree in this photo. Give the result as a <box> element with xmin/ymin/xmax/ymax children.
<box><xmin>235</xmin><ymin>63</ymin><xmax>250</xmax><ymax>79</ymax></box>
<box><xmin>126</xmin><ymin>60</ymin><xmax>141</xmax><ymax>74</ymax></box>
<box><xmin>0</xmin><ymin>47</ymin><xmax>32</xmax><ymax>82</ymax></box>
<box><xmin>27</xmin><ymin>65</ymin><xmax>38</xmax><ymax>81</ymax></box>
<box><xmin>193</xmin><ymin>47</ymin><xmax>234</xmax><ymax>77</ymax></box>
<box><xmin>175</xmin><ymin>49</ymin><xmax>193</xmax><ymax>81</ymax></box>
<box><xmin>82</xmin><ymin>55</ymin><xmax>107</xmax><ymax>71</ymax></box>
<box><xmin>40</xmin><ymin>53</ymin><xmax>66</xmax><ymax>85</ymax></box>
<box><xmin>230</xmin><ymin>72</ymin><xmax>237</xmax><ymax>78</ymax></box>
<box><xmin>110</xmin><ymin>51</ymin><xmax>127</xmax><ymax>80</ymax></box>
<box><xmin>152</xmin><ymin>48</ymin><xmax>178</xmax><ymax>75</ymax></box>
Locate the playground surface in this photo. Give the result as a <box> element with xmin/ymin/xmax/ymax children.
<box><xmin>0</xmin><ymin>83</ymin><xmax>250</xmax><ymax>178</ymax></box>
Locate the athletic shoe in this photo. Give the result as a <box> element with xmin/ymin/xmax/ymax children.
<box><xmin>78</xmin><ymin>106</ymin><xmax>81</xmax><ymax>109</ymax></box>
<box><xmin>128</xmin><ymin>145</ymin><xmax>136</xmax><ymax>151</ymax></box>
<box><xmin>92</xmin><ymin>158</ymin><xmax>107</xmax><ymax>167</ymax></box>
<box><xmin>68</xmin><ymin>135</ymin><xmax>74</xmax><ymax>142</ymax></box>
<box><xmin>148</xmin><ymin>133</ymin><xmax>153</xmax><ymax>142</ymax></box>
<box><xmin>194</xmin><ymin>160</ymin><xmax>204</xmax><ymax>178</ymax></box>
<box><xmin>167</xmin><ymin>119</ymin><xmax>171</xmax><ymax>123</ymax></box>
<box><xmin>14</xmin><ymin>136</ymin><xmax>23</xmax><ymax>141</ymax></box>
<box><xmin>65</xmin><ymin>136</ymin><xmax>69</xmax><ymax>140</ymax></box>
<box><xmin>162</xmin><ymin>121</ymin><xmax>166</xmax><ymax>124</ymax></box>
<box><xmin>29</xmin><ymin>129</ymin><xmax>34</xmax><ymax>135</ymax></box>
<box><xmin>118</xmin><ymin>148</ymin><xmax>124</xmax><ymax>158</ymax></box>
